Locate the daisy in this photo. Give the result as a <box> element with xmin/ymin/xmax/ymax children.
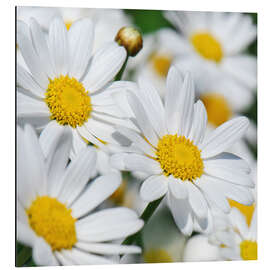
<box><xmin>164</xmin><ymin>11</ymin><xmax>257</xmax><ymax>94</ymax></box>
<box><xmin>17</xmin><ymin>16</ymin><xmax>130</xmax><ymax>147</ymax></box>
<box><xmin>215</xmin><ymin>207</ymin><xmax>257</xmax><ymax>260</ymax></box>
<box><xmin>111</xmin><ymin>65</ymin><xmax>254</xmax><ymax>235</ymax></box>
<box><xmin>195</xmin><ymin>76</ymin><xmax>257</xmax><ymax>166</ymax></box>
<box><xmin>17</xmin><ymin>124</ymin><xmax>143</xmax><ymax>266</ymax></box>
<box><xmin>182</xmin><ymin>234</ymin><xmax>221</xmax><ymax>262</ymax></box>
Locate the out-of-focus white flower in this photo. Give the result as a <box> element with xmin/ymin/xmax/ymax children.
<box><xmin>127</xmin><ymin>29</ymin><xmax>178</xmax><ymax>97</ymax></box>
<box><xmin>164</xmin><ymin>11</ymin><xmax>257</xmax><ymax>97</ymax></box>
<box><xmin>17</xmin><ymin>6</ymin><xmax>132</xmax><ymax>52</ymax></box>
<box><xmin>182</xmin><ymin>234</ymin><xmax>221</xmax><ymax>262</ymax></box>
<box><xmin>111</xmin><ymin>65</ymin><xmax>254</xmax><ymax>236</ymax></box>
<box><xmin>17</xmin><ymin>16</ymin><xmax>132</xmax><ymax>152</ymax></box>
<box><xmin>214</xmin><ymin>207</ymin><xmax>257</xmax><ymax>261</ymax></box>
<box><xmin>17</xmin><ymin>124</ymin><xmax>143</xmax><ymax>266</ymax></box>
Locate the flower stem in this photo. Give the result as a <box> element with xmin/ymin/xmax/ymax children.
<box><xmin>114</xmin><ymin>56</ymin><xmax>128</xmax><ymax>81</ymax></box>
<box><xmin>121</xmin><ymin>196</ymin><xmax>164</xmax><ymax>249</ymax></box>
<box><xmin>16</xmin><ymin>245</ymin><xmax>32</xmax><ymax>267</ymax></box>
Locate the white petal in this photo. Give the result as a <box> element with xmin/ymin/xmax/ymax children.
<box><xmin>124</xmin><ymin>154</ymin><xmax>162</xmax><ymax>175</ymax></box>
<box><xmin>137</xmin><ymin>76</ymin><xmax>167</xmax><ymax>137</ymax></box>
<box><xmin>40</xmin><ymin>124</ymin><xmax>73</xmax><ymax>196</ymax></box>
<box><xmin>126</xmin><ymin>91</ymin><xmax>159</xmax><ymax>146</ymax></box>
<box><xmin>48</xmin><ymin>17</ymin><xmax>69</xmax><ymax>76</ymax></box>
<box><xmin>230</xmin><ymin>208</ymin><xmax>249</xmax><ymax>239</ymax></box>
<box><xmin>116</xmin><ymin>126</ymin><xmax>155</xmax><ymax>157</ymax></box>
<box><xmin>17</xmin><ymin>125</ymin><xmax>47</xmax><ymax>208</ymax></box>
<box><xmin>30</xmin><ymin>18</ymin><xmax>56</xmax><ymax>79</ymax></box>
<box><xmin>71</xmin><ymin>173</ymin><xmax>121</xmax><ymax>218</ymax></box>
<box><xmin>17</xmin><ymin>20</ymin><xmax>49</xmax><ymax>88</ymax></box>
<box><xmin>140</xmin><ymin>175</ymin><xmax>168</xmax><ymax>202</ymax></box>
<box><xmin>32</xmin><ymin>237</ymin><xmax>59</xmax><ymax>266</ymax></box>
<box><xmin>201</xmin><ymin>117</ymin><xmax>249</xmax><ymax>158</ymax></box>
<box><xmin>68</xmin><ymin>18</ymin><xmax>94</xmax><ymax>80</ymax></box>
<box><xmin>168</xmin><ymin>176</ymin><xmax>188</xmax><ymax>199</ymax></box>
<box><xmin>165</xmin><ymin>66</ymin><xmax>184</xmax><ymax>134</ymax></box>
<box><xmin>82</xmin><ymin>42</ymin><xmax>126</xmax><ymax>92</ymax></box>
<box><xmin>76</xmin><ymin>242</ymin><xmax>141</xmax><ymax>255</ymax></box>
<box><xmin>17</xmin><ymin>64</ymin><xmax>45</xmax><ymax>98</ymax></box>
<box><xmin>188</xmin><ymin>100</ymin><xmax>207</xmax><ymax>145</ymax></box>
<box><xmin>248</xmin><ymin>207</ymin><xmax>257</xmax><ymax>241</ymax></box>
<box><xmin>61</xmin><ymin>248</ymin><xmax>113</xmax><ymax>265</ymax></box>
<box><xmin>195</xmin><ymin>175</ymin><xmax>230</xmax><ymax>213</ymax></box>
<box><xmin>57</xmin><ymin>147</ymin><xmax>97</xmax><ymax>206</ymax></box>
<box><xmin>54</xmin><ymin>251</ymin><xmax>74</xmax><ymax>265</ymax></box>
<box><xmin>204</xmin><ymin>152</ymin><xmax>251</xmax><ymax>174</ymax></box>
<box><xmin>17</xmin><ymin>221</ymin><xmax>36</xmax><ymax>247</ymax></box>
<box><xmin>168</xmin><ymin>192</ymin><xmax>193</xmax><ymax>236</ymax></box>
<box><xmin>204</xmin><ymin>161</ymin><xmax>254</xmax><ymax>188</ymax></box>
<box><xmin>186</xmin><ymin>181</ymin><xmax>208</xmax><ymax>219</ymax></box>
<box><xmin>17</xmin><ymin>91</ymin><xmax>50</xmax><ymax>119</ymax></box>
<box><xmin>176</xmin><ymin>72</ymin><xmax>195</xmax><ymax>137</ymax></box>
<box><xmin>110</xmin><ymin>153</ymin><xmax>129</xmax><ymax>171</ymax></box>
<box><xmin>76</xmin><ymin>207</ymin><xmax>143</xmax><ymax>242</ymax></box>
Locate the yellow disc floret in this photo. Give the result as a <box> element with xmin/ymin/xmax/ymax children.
<box><xmin>190</xmin><ymin>32</ymin><xmax>223</xmax><ymax>63</ymax></box>
<box><xmin>27</xmin><ymin>196</ymin><xmax>77</xmax><ymax>251</ymax></box>
<box><xmin>150</xmin><ymin>53</ymin><xmax>172</xmax><ymax>78</ymax></box>
<box><xmin>201</xmin><ymin>93</ymin><xmax>232</xmax><ymax>127</ymax></box>
<box><xmin>45</xmin><ymin>75</ymin><xmax>91</xmax><ymax>128</ymax></box>
<box><xmin>240</xmin><ymin>240</ymin><xmax>257</xmax><ymax>260</ymax></box>
<box><xmin>156</xmin><ymin>135</ymin><xmax>204</xmax><ymax>181</ymax></box>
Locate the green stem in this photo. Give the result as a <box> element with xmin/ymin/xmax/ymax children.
<box><xmin>114</xmin><ymin>56</ymin><xmax>128</xmax><ymax>81</ymax></box>
<box><xmin>16</xmin><ymin>245</ymin><xmax>32</xmax><ymax>267</ymax></box>
<box><xmin>121</xmin><ymin>196</ymin><xmax>164</xmax><ymax>249</ymax></box>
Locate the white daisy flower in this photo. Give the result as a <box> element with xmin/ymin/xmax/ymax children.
<box><xmin>17</xmin><ymin>16</ymin><xmax>130</xmax><ymax>148</ymax></box>
<box><xmin>126</xmin><ymin>29</ymin><xmax>175</xmax><ymax>98</ymax></box>
<box><xmin>215</xmin><ymin>207</ymin><xmax>257</xmax><ymax>260</ymax></box>
<box><xmin>164</xmin><ymin>11</ymin><xmax>257</xmax><ymax>94</ymax></box>
<box><xmin>111</xmin><ymin>66</ymin><xmax>254</xmax><ymax>235</ymax></box>
<box><xmin>17</xmin><ymin>124</ymin><xmax>144</xmax><ymax>266</ymax></box>
<box><xmin>182</xmin><ymin>234</ymin><xmax>221</xmax><ymax>262</ymax></box>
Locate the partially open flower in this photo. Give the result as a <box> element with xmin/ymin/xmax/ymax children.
<box><xmin>115</xmin><ymin>27</ymin><xmax>143</xmax><ymax>57</ymax></box>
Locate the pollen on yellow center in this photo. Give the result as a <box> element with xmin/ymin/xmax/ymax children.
<box><xmin>240</xmin><ymin>240</ymin><xmax>257</xmax><ymax>260</ymax></box>
<box><xmin>150</xmin><ymin>53</ymin><xmax>172</xmax><ymax>78</ymax></box>
<box><xmin>156</xmin><ymin>134</ymin><xmax>204</xmax><ymax>181</ymax></box>
<box><xmin>201</xmin><ymin>93</ymin><xmax>232</xmax><ymax>127</ymax></box>
<box><xmin>190</xmin><ymin>32</ymin><xmax>223</xmax><ymax>63</ymax></box>
<box><xmin>45</xmin><ymin>75</ymin><xmax>91</xmax><ymax>128</ymax></box>
<box><xmin>144</xmin><ymin>248</ymin><xmax>173</xmax><ymax>263</ymax></box>
<box><xmin>229</xmin><ymin>199</ymin><xmax>255</xmax><ymax>227</ymax></box>
<box><xmin>27</xmin><ymin>196</ymin><xmax>77</xmax><ymax>251</ymax></box>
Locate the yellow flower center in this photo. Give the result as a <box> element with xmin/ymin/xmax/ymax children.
<box><xmin>240</xmin><ymin>240</ymin><xmax>257</xmax><ymax>260</ymax></box>
<box><xmin>150</xmin><ymin>53</ymin><xmax>172</xmax><ymax>78</ymax></box>
<box><xmin>201</xmin><ymin>93</ymin><xmax>232</xmax><ymax>127</ymax></box>
<box><xmin>190</xmin><ymin>32</ymin><xmax>223</xmax><ymax>63</ymax></box>
<box><xmin>229</xmin><ymin>200</ymin><xmax>255</xmax><ymax>227</ymax></box>
<box><xmin>27</xmin><ymin>196</ymin><xmax>77</xmax><ymax>251</ymax></box>
<box><xmin>156</xmin><ymin>135</ymin><xmax>204</xmax><ymax>181</ymax></box>
<box><xmin>65</xmin><ymin>21</ymin><xmax>73</xmax><ymax>30</ymax></box>
<box><xmin>45</xmin><ymin>75</ymin><xmax>91</xmax><ymax>128</ymax></box>
<box><xmin>144</xmin><ymin>249</ymin><xmax>173</xmax><ymax>263</ymax></box>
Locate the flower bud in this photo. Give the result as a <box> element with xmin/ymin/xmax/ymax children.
<box><xmin>115</xmin><ymin>26</ymin><xmax>143</xmax><ymax>57</ymax></box>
